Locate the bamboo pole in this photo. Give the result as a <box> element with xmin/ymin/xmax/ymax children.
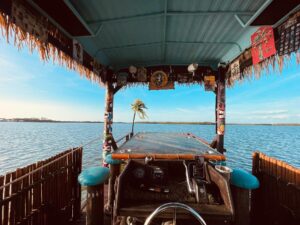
<box><xmin>112</xmin><ymin>153</ymin><xmax>226</xmax><ymax>161</ymax></box>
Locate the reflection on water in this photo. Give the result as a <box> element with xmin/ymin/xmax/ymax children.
<box><xmin>0</xmin><ymin>122</ymin><xmax>299</xmax><ymax>174</ymax></box>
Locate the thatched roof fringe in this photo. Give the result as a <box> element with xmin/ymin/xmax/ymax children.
<box><xmin>0</xmin><ymin>6</ymin><xmax>104</xmax><ymax>86</ymax></box>
<box><xmin>226</xmin><ymin>46</ymin><xmax>300</xmax><ymax>88</ymax></box>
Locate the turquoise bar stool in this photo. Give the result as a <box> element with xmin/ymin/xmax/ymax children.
<box><xmin>78</xmin><ymin>167</ymin><xmax>110</xmax><ymax>225</ymax></box>
<box><xmin>105</xmin><ymin>154</ymin><xmax>122</xmax><ymax>165</ymax></box>
<box><xmin>230</xmin><ymin>168</ymin><xmax>260</xmax><ymax>189</ymax></box>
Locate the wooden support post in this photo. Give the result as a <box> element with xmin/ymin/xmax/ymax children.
<box><xmin>106</xmin><ymin>164</ymin><xmax>120</xmax><ymax>214</ymax></box>
<box><xmin>102</xmin><ymin>82</ymin><xmax>114</xmax><ymax>166</ymax></box>
<box><xmin>86</xmin><ymin>185</ymin><xmax>104</xmax><ymax>225</ymax></box>
<box><xmin>232</xmin><ymin>186</ymin><xmax>251</xmax><ymax>225</ymax></box>
<box><xmin>103</xmin><ymin>81</ymin><xmax>115</xmax><ymax>215</ymax></box>
<box><xmin>103</xmin><ymin>82</ymin><xmax>123</xmax><ymax>215</ymax></box>
<box><xmin>216</xmin><ymin>66</ymin><xmax>226</xmax><ymax>154</ymax></box>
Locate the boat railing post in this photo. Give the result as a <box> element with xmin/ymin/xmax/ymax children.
<box><xmin>232</xmin><ymin>186</ymin><xmax>251</xmax><ymax>225</ymax></box>
<box><xmin>78</xmin><ymin>167</ymin><xmax>110</xmax><ymax>225</ymax></box>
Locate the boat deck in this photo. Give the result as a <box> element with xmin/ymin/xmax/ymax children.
<box><xmin>112</xmin><ymin>132</ymin><xmax>225</xmax><ymax>161</ymax></box>
<box><xmin>116</xmin><ymin>132</ymin><xmax>218</xmax><ymax>155</ymax></box>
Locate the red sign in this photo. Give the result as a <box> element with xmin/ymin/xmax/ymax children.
<box><xmin>251</xmin><ymin>26</ymin><xmax>276</xmax><ymax>65</ymax></box>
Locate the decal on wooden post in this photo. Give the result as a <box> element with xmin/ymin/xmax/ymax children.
<box><xmin>149</xmin><ymin>71</ymin><xmax>174</xmax><ymax>90</ymax></box>
<box><xmin>217</xmin><ymin>102</ymin><xmax>225</xmax><ymax>135</ymax></box>
<box><xmin>103</xmin><ymin>82</ymin><xmax>114</xmax><ymax>167</ymax></box>
<box><xmin>251</xmin><ymin>26</ymin><xmax>276</xmax><ymax>64</ymax></box>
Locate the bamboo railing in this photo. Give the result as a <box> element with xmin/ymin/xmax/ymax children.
<box><xmin>115</xmin><ymin>132</ymin><xmax>133</xmax><ymax>145</ymax></box>
<box><xmin>252</xmin><ymin>152</ymin><xmax>300</xmax><ymax>225</ymax></box>
<box><xmin>0</xmin><ymin>147</ymin><xmax>82</xmax><ymax>225</ymax></box>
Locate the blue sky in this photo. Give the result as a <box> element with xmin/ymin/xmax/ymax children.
<box><xmin>0</xmin><ymin>37</ymin><xmax>300</xmax><ymax>123</ymax></box>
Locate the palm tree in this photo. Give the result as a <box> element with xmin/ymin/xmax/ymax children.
<box><xmin>131</xmin><ymin>99</ymin><xmax>147</xmax><ymax>135</ymax></box>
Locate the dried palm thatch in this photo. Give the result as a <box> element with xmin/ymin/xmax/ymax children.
<box><xmin>226</xmin><ymin>47</ymin><xmax>300</xmax><ymax>88</ymax></box>
<box><xmin>0</xmin><ymin>0</ymin><xmax>104</xmax><ymax>85</ymax></box>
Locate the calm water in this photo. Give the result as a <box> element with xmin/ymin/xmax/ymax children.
<box><xmin>0</xmin><ymin>122</ymin><xmax>299</xmax><ymax>174</ymax></box>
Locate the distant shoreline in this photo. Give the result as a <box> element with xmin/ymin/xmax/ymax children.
<box><xmin>0</xmin><ymin>119</ymin><xmax>299</xmax><ymax>126</ymax></box>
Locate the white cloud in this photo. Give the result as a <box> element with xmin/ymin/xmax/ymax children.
<box><xmin>247</xmin><ymin>114</ymin><xmax>289</xmax><ymax>120</ymax></box>
<box><xmin>227</xmin><ymin>72</ymin><xmax>300</xmax><ymax>104</ymax></box>
<box><xmin>0</xmin><ymin>55</ymin><xmax>36</xmax><ymax>83</ymax></box>
<box><xmin>250</xmin><ymin>110</ymin><xmax>288</xmax><ymax>115</ymax></box>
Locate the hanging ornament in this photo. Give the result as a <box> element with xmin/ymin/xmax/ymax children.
<box><xmin>73</xmin><ymin>40</ymin><xmax>83</xmax><ymax>63</ymax></box>
<box><xmin>137</xmin><ymin>67</ymin><xmax>148</xmax><ymax>82</ymax></box>
<box><xmin>129</xmin><ymin>65</ymin><xmax>137</xmax><ymax>78</ymax></box>
<box><xmin>117</xmin><ymin>72</ymin><xmax>128</xmax><ymax>86</ymax></box>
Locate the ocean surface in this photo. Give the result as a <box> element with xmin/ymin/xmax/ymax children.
<box><xmin>0</xmin><ymin>122</ymin><xmax>299</xmax><ymax>174</ymax></box>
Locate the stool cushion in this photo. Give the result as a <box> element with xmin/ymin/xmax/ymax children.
<box><xmin>78</xmin><ymin>166</ymin><xmax>110</xmax><ymax>186</ymax></box>
<box><xmin>105</xmin><ymin>154</ymin><xmax>122</xmax><ymax>165</ymax></box>
<box><xmin>230</xmin><ymin>168</ymin><xmax>260</xmax><ymax>190</ymax></box>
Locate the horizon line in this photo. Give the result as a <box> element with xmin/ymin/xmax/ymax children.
<box><xmin>1</xmin><ymin>118</ymin><xmax>299</xmax><ymax>126</ymax></box>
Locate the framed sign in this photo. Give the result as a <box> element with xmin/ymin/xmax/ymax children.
<box><xmin>204</xmin><ymin>75</ymin><xmax>216</xmax><ymax>91</ymax></box>
<box><xmin>251</xmin><ymin>26</ymin><xmax>276</xmax><ymax>64</ymax></box>
<box><xmin>278</xmin><ymin>12</ymin><xmax>300</xmax><ymax>56</ymax></box>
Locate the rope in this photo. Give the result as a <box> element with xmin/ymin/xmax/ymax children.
<box><xmin>0</xmin><ymin>135</ymin><xmax>101</xmax><ymax>190</ymax></box>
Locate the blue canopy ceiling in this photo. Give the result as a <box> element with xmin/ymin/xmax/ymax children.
<box><xmin>29</xmin><ymin>0</ymin><xmax>300</xmax><ymax>70</ymax></box>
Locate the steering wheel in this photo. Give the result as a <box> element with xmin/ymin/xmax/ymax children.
<box><xmin>144</xmin><ymin>202</ymin><xmax>207</xmax><ymax>225</ymax></box>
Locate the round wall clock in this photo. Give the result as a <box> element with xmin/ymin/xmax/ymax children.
<box><xmin>150</xmin><ymin>71</ymin><xmax>168</xmax><ymax>88</ymax></box>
